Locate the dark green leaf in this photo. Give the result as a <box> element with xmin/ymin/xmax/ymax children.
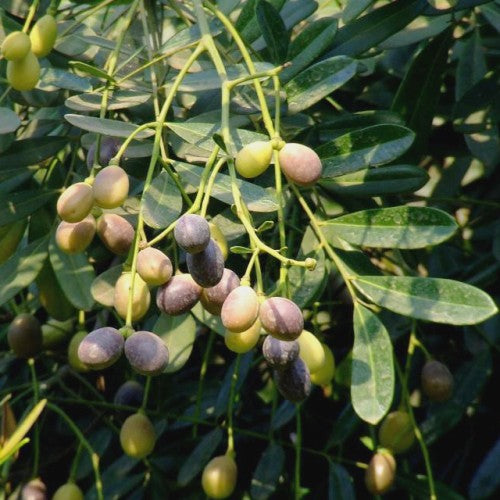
<box><xmin>271</xmin><ymin>400</ymin><xmax>296</xmax><ymax>430</ymax></box>
<box><xmin>342</xmin><ymin>0</ymin><xmax>374</xmax><ymax>22</ymax></box>
<box><xmin>328</xmin><ymin>462</ymin><xmax>356</xmax><ymax>500</ymax></box>
<box><xmin>65</xmin><ymin>114</ymin><xmax>155</xmax><ymax>138</ymax></box>
<box><xmin>255</xmin><ymin>0</ymin><xmax>289</xmax><ymax>64</ymax></box>
<box><xmin>38</xmin><ymin>68</ymin><xmax>92</xmax><ymax>92</ymax></box>
<box><xmin>161</xmin><ymin>18</ymin><xmax>223</xmax><ymax>53</ymax></box>
<box><xmin>250</xmin><ymin>443</ymin><xmax>285</xmax><ymax>500</ymax></box>
<box><xmin>69</xmin><ymin>61</ymin><xmax>115</xmax><ymax>82</ymax></box>
<box><xmin>0</xmin><ymin>136</ymin><xmax>68</xmax><ymax>168</ymax></box>
<box><xmin>0</xmin><ymin>190</ymin><xmax>57</xmax><ymax>226</ymax></box>
<box><xmin>469</xmin><ymin>438</ymin><xmax>500</xmax><ymax>499</ymax></box>
<box><xmin>326</xmin><ymin>403</ymin><xmax>360</xmax><ymax>448</ymax></box>
<box><xmin>237</xmin><ymin>0</ymin><xmax>285</xmax><ymax>45</ymax></box>
<box><xmin>0</xmin><ymin>108</ymin><xmax>20</xmax><ymax>134</ymax></box>
<box><xmin>397</xmin><ymin>471</ymin><xmax>465</xmax><ymax>500</ymax></box>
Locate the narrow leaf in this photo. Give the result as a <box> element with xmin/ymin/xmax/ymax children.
<box><xmin>65</xmin><ymin>90</ymin><xmax>150</xmax><ymax>112</ymax></box>
<box><xmin>0</xmin><ymin>108</ymin><xmax>20</xmax><ymax>134</ymax></box>
<box><xmin>65</xmin><ymin>114</ymin><xmax>155</xmax><ymax>139</ymax></box>
<box><xmin>250</xmin><ymin>443</ymin><xmax>285</xmax><ymax>500</ymax></box>
<box><xmin>328</xmin><ymin>462</ymin><xmax>356</xmax><ymax>500</ymax></box>
<box><xmin>255</xmin><ymin>0</ymin><xmax>289</xmax><ymax>64</ymax></box>
<box><xmin>469</xmin><ymin>438</ymin><xmax>500</xmax><ymax>499</ymax></box>
<box><xmin>0</xmin><ymin>190</ymin><xmax>57</xmax><ymax>226</ymax></box>
<box><xmin>0</xmin><ymin>137</ymin><xmax>67</xmax><ymax>168</ymax></box>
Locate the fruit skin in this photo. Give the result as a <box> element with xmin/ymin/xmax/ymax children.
<box><xmin>120</xmin><ymin>412</ymin><xmax>156</xmax><ymax>459</ymax></box>
<box><xmin>96</xmin><ymin>213</ymin><xmax>134</xmax><ymax>255</ymax></box>
<box><xmin>20</xmin><ymin>478</ymin><xmax>47</xmax><ymax>500</ymax></box>
<box><xmin>201</xmin><ymin>455</ymin><xmax>237</xmax><ymax>499</ymax></box>
<box><xmin>421</xmin><ymin>360</ymin><xmax>454</xmax><ymax>402</ymax></box>
<box><xmin>297</xmin><ymin>330</ymin><xmax>325</xmax><ymax>374</ymax></box>
<box><xmin>52</xmin><ymin>482</ymin><xmax>84</xmax><ymax>500</ymax></box>
<box><xmin>0</xmin><ymin>219</ymin><xmax>27</xmax><ymax>264</ymax></box>
<box><xmin>156</xmin><ymin>274</ymin><xmax>202</xmax><ymax>315</ymax></box>
<box><xmin>209</xmin><ymin>222</ymin><xmax>228</xmax><ymax>260</ymax></box>
<box><xmin>77</xmin><ymin>327</ymin><xmax>124</xmax><ymax>370</ymax></box>
<box><xmin>365</xmin><ymin>452</ymin><xmax>396</xmax><ymax>495</ymax></box>
<box><xmin>114</xmin><ymin>380</ymin><xmax>144</xmax><ymax>408</ymax></box>
<box><xmin>262</xmin><ymin>335</ymin><xmax>299</xmax><ymax>369</ymax></box>
<box><xmin>42</xmin><ymin>318</ymin><xmax>73</xmax><ymax>349</ymax></box>
<box><xmin>55</xmin><ymin>215</ymin><xmax>96</xmax><ymax>254</ymax></box>
<box><xmin>136</xmin><ymin>247</ymin><xmax>173</xmax><ymax>286</ymax></box>
<box><xmin>29</xmin><ymin>15</ymin><xmax>57</xmax><ymax>57</ymax></box>
<box><xmin>235</xmin><ymin>140</ymin><xmax>273</xmax><ymax>178</ymax></box>
<box><xmin>57</xmin><ymin>182</ymin><xmax>94</xmax><ymax>223</ymax></box>
<box><xmin>6</xmin><ymin>51</ymin><xmax>40</xmax><ymax>91</ymax></box>
<box><xmin>200</xmin><ymin>268</ymin><xmax>240</xmax><ymax>315</ymax></box>
<box><xmin>259</xmin><ymin>297</ymin><xmax>304</xmax><ymax>341</ymax></box>
<box><xmin>113</xmin><ymin>273</ymin><xmax>151</xmax><ymax>321</ymax></box>
<box><xmin>186</xmin><ymin>239</ymin><xmax>224</xmax><ymax>287</ymax></box>
<box><xmin>310</xmin><ymin>343</ymin><xmax>335</xmax><ymax>386</ymax></box>
<box><xmin>86</xmin><ymin>137</ymin><xmax>120</xmax><ymax>168</ymax></box>
<box><xmin>221</xmin><ymin>286</ymin><xmax>260</xmax><ymax>333</ymax></box>
<box><xmin>278</xmin><ymin>143</ymin><xmax>323</xmax><ymax>186</ymax></box>
<box><xmin>7</xmin><ymin>313</ymin><xmax>43</xmax><ymax>359</ymax></box>
<box><xmin>378</xmin><ymin>411</ymin><xmax>415</xmax><ymax>454</ymax></box>
<box><xmin>225</xmin><ymin>319</ymin><xmax>262</xmax><ymax>354</ymax></box>
<box><xmin>1</xmin><ymin>31</ymin><xmax>31</xmax><ymax>61</ymax></box>
<box><xmin>174</xmin><ymin>214</ymin><xmax>211</xmax><ymax>254</ymax></box>
<box><xmin>274</xmin><ymin>357</ymin><xmax>311</xmax><ymax>403</ymax></box>
<box><xmin>92</xmin><ymin>165</ymin><xmax>129</xmax><ymax>209</ymax></box>
<box><xmin>124</xmin><ymin>331</ymin><xmax>169</xmax><ymax>376</ymax></box>
<box><xmin>67</xmin><ymin>331</ymin><xmax>90</xmax><ymax>372</ymax></box>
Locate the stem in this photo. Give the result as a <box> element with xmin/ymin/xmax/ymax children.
<box><xmin>141</xmin><ymin>376</ymin><xmax>152</xmax><ymax>411</ymax></box>
<box><xmin>200</xmin><ymin>157</ymin><xmax>227</xmax><ymax>217</ymax></box>
<box><xmin>68</xmin><ymin>442</ymin><xmax>83</xmax><ymax>481</ymax></box>
<box><xmin>226</xmin><ymin>355</ymin><xmax>241</xmax><ymax>457</ymax></box>
<box><xmin>28</xmin><ymin>359</ymin><xmax>40</xmax><ymax>478</ymax></box>
<box><xmin>294</xmin><ymin>405</ymin><xmax>302</xmax><ymax>500</ymax></box>
<box><xmin>0</xmin><ymin>87</ymin><xmax>11</xmax><ymax>106</ymax></box>
<box><xmin>23</xmin><ymin>0</ymin><xmax>40</xmax><ymax>33</ymax></box>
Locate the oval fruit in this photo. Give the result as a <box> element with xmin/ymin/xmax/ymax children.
<box><xmin>221</xmin><ymin>286</ymin><xmax>260</xmax><ymax>333</ymax></box>
<box><xmin>365</xmin><ymin>452</ymin><xmax>396</xmax><ymax>495</ymax></box>
<box><xmin>156</xmin><ymin>274</ymin><xmax>201</xmax><ymax>315</ymax></box>
<box><xmin>86</xmin><ymin>137</ymin><xmax>120</xmax><ymax>168</ymax></box>
<box><xmin>378</xmin><ymin>410</ymin><xmax>415</xmax><ymax>454</ymax></box>
<box><xmin>421</xmin><ymin>360</ymin><xmax>454</xmax><ymax>402</ymax></box>
<box><xmin>6</xmin><ymin>51</ymin><xmax>40</xmax><ymax>91</ymax></box>
<box><xmin>124</xmin><ymin>331</ymin><xmax>169</xmax><ymax>376</ymax></box>
<box><xmin>55</xmin><ymin>215</ymin><xmax>96</xmax><ymax>254</ymax></box>
<box><xmin>52</xmin><ymin>482</ymin><xmax>84</xmax><ymax>500</ymax></box>
<box><xmin>29</xmin><ymin>14</ymin><xmax>57</xmax><ymax>57</ymax></box>
<box><xmin>259</xmin><ymin>297</ymin><xmax>303</xmax><ymax>341</ymax></box>
<box><xmin>77</xmin><ymin>327</ymin><xmax>124</xmax><ymax>370</ymax></box>
<box><xmin>20</xmin><ymin>478</ymin><xmax>47</xmax><ymax>500</ymax></box>
<box><xmin>0</xmin><ymin>219</ymin><xmax>27</xmax><ymax>264</ymax></box>
<box><xmin>225</xmin><ymin>319</ymin><xmax>261</xmax><ymax>354</ymax></box>
<box><xmin>262</xmin><ymin>335</ymin><xmax>299</xmax><ymax>369</ymax></box>
<box><xmin>57</xmin><ymin>182</ymin><xmax>94</xmax><ymax>223</ymax></box>
<box><xmin>201</xmin><ymin>455</ymin><xmax>237</xmax><ymax>499</ymax></box>
<box><xmin>186</xmin><ymin>239</ymin><xmax>224</xmax><ymax>287</ymax></box>
<box><xmin>92</xmin><ymin>165</ymin><xmax>129</xmax><ymax>209</ymax></box>
<box><xmin>113</xmin><ymin>273</ymin><xmax>151</xmax><ymax>321</ymax></box>
<box><xmin>67</xmin><ymin>331</ymin><xmax>90</xmax><ymax>373</ymax></box>
<box><xmin>297</xmin><ymin>330</ymin><xmax>325</xmax><ymax>374</ymax></box>
<box><xmin>114</xmin><ymin>380</ymin><xmax>144</xmax><ymax>408</ymax></box>
<box><xmin>42</xmin><ymin>318</ymin><xmax>73</xmax><ymax>349</ymax></box>
<box><xmin>278</xmin><ymin>143</ymin><xmax>322</xmax><ymax>186</ymax></box>
<box><xmin>235</xmin><ymin>140</ymin><xmax>273</xmax><ymax>178</ymax></box>
<box><xmin>274</xmin><ymin>357</ymin><xmax>311</xmax><ymax>403</ymax></box>
<box><xmin>120</xmin><ymin>412</ymin><xmax>156</xmax><ymax>459</ymax></box>
<box><xmin>1</xmin><ymin>31</ymin><xmax>31</xmax><ymax>61</ymax></box>
<box><xmin>136</xmin><ymin>247</ymin><xmax>173</xmax><ymax>286</ymax></box>
<box><xmin>310</xmin><ymin>343</ymin><xmax>335</xmax><ymax>386</ymax></box>
<box><xmin>174</xmin><ymin>214</ymin><xmax>210</xmax><ymax>254</ymax></box>
<box><xmin>7</xmin><ymin>313</ymin><xmax>43</xmax><ymax>359</ymax></box>
<box><xmin>96</xmin><ymin>213</ymin><xmax>134</xmax><ymax>255</ymax></box>
<box><xmin>209</xmin><ymin>222</ymin><xmax>228</xmax><ymax>260</ymax></box>
<box><xmin>200</xmin><ymin>268</ymin><xmax>240</xmax><ymax>315</ymax></box>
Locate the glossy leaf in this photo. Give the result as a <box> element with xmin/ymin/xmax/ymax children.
<box><xmin>0</xmin><ymin>190</ymin><xmax>57</xmax><ymax>226</ymax></box>
<box><xmin>0</xmin><ymin>137</ymin><xmax>67</xmax><ymax>168</ymax></box>
<box><xmin>469</xmin><ymin>438</ymin><xmax>500</xmax><ymax>499</ymax></box>
<box><xmin>342</xmin><ymin>0</ymin><xmax>374</xmax><ymax>22</ymax></box>
<box><xmin>351</xmin><ymin>304</ymin><xmax>394</xmax><ymax>425</ymax></box>
<box><xmin>65</xmin><ymin>91</ymin><xmax>150</xmax><ymax>111</ymax></box>
<box><xmin>38</xmin><ymin>68</ymin><xmax>92</xmax><ymax>92</ymax></box>
<box><xmin>161</xmin><ymin>18</ymin><xmax>223</xmax><ymax>52</ymax></box>
<box><xmin>91</xmin><ymin>265</ymin><xmax>122</xmax><ymax>307</ymax></box>
<box><xmin>0</xmin><ymin>108</ymin><xmax>20</xmax><ymax>134</ymax></box>
<box><xmin>353</xmin><ymin>276</ymin><xmax>498</xmax><ymax>325</ymax></box>
<box><xmin>69</xmin><ymin>61</ymin><xmax>115</xmax><ymax>82</ymax></box>
<box><xmin>236</xmin><ymin>0</ymin><xmax>285</xmax><ymax>44</ymax></box>
<box><xmin>255</xmin><ymin>0</ymin><xmax>289</xmax><ymax>64</ymax></box>
<box><xmin>65</xmin><ymin>114</ymin><xmax>155</xmax><ymax>138</ymax></box>
<box><xmin>250</xmin><ymin>443</ymin><xmax>285</xmax><ymax>500</ymax></box>
<box><xmin>328</xmin><ymin>462</ymin><xmax>356</xmax><ymax>500</ymax></box>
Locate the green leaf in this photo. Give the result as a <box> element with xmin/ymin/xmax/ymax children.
<box><xmin>255</xmin><ymin>0</ymin><xmax>289</xmax><ymax>64</ymax></box>
<box><xmin>65</xmin><ymin>90</ymin><xmax>151</xmax><ymax>112</ymax></box>
<box><xmin>469</xmin><ymin>438</ymin><xmax>500</xmax><ymax>499</ymax></box>
<box><xmin>191</xmin><ymin>302</ymin><xmax>226</xmax><ymax>337</ymax></box>
<box><xmin>91</xmin><ymin>265</ymin><xmax>122</xmax><ymax>307</ymax></box>
<box><xmin>0</xmin><ymin>190</ymin><xmax>57</xmax><ymax>226</ymax></box>
<box><xmin>49</xmin><ymin>236</ymin><xmax>95</xmax><ymax>311</ymax></box>
<box><xmin>237</xmin><ymin>0</ymin><xmax>285</xmax><ymax>44</ymax></box>
<box><xmin>342</xmin><ymin>0</ymin><xmax>374</xmax><ymax>22</ymax></box>
<box><xmin>0</xmin><ymin>235</ymin><xmax>49</xmax><ymax>306</ymax></box>
<box><xmin>317</xmin><ymin>125</ymin><xmax>415</xmax><ymax>177</ymax></box>
<box><xmin>328</xmin><ymin>462</ymin><xmax>356</xmax><ymax>500</ymax></box>
<box><xmin>397</xmin><ymin>471</ymin><xmax>466</xmax><ymax>500</ymax></box>
<box><xmin>351</xmin><ymin>304</ymin><xmax>395</xmax><ymax>425</ymax></box>
<box><xmin>153</xmin><ymin>313</ymin><xmax>196</xmax><ymax>373</ymax></box>
<box><xmin>161</xmin><ymin>18</ymin><xmax>223</xmax><ymax>53</ymax></box>
<box><xmin>143</xmin><ymin>171</ymin><xmax>183</xmax><ymax>229</ymax></box>
<box><xmin>352</xmin><ymin>276</ymin><xmax>498</xmax><ymax>325</ymax></box>
<box><xmin>0</xmin><ymin>136</ymin><xmax>68</xmax><ymax>168</ymax></box>
<box><xmin>323</xmin><ymin>206</ymin><xmax>457</xmax><ymax>249</ymax></box>
<box><xmin>285</xmin><ymin>56</ymin><xmax>357</xmax><ymax>114</ymax></box>
<box><xmin>250</xmin><ymin>443</ymin><xmax>285</xmax><ymax>500</ymax></box>
<box><xmin>69</xmin><ymin>61</ymin><xmax>115</xmax><ymax>82</ymax></box>
<box><xmin>38</xmin><ymin>68</ymin><xmax>92</xmax><ymax>92</ymax></box>
<box><xmin>0</xmin><ymin>108</ymin><xmax>20</xmax><ymax>134</ymax></box>
<box><xmin>64</xmin><ymin>114</ymin><xmax>155</xmax><ymax>139</ymax></box>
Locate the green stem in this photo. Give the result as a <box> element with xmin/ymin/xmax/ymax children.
<box><xmin>200</xmin><ymin>157</ymin><xmax>227</xmax><ymax>217</ymax></box>
<box><xmin>23</xmin><ymin>0</ymin><xmax>40</xmax><ymax>33</ymax></box>
<box><xmin>294</xmin><ymin>405</ymin><xmax>302</xmax><ymax>500</ymax></box>
<box><xmin>68</xmin><ymin>442</ymin><xmax>83</xmax><ymax>481</ymax></box>
<box><xmin>141</xmin><ymin>376</ymin><xmax>152</xmax><ymax>411</ymax></box>
<box><xmin>241</xmin><ymin>248</ymin><xmax>260</xmax><ymax>286</ymax></box>
<box><xmin>28</xmin><ymin>359</ymin><xmax>40</xmax><ymax>478</ymax></box>
<box><xmin>226</xmin><ymin>355</ymin><xmax>241</xmax><ymax>457</ymax></box>
<box><xmin>0</xmin><ymin>87</ymin><xmax>11</xmax><ymax>106</ymax></box>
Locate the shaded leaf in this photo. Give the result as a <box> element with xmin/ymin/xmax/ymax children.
<box><xmin>91</xmin><ymin>265</ymin><xmax>122</xmax><ymax>307</ymax></box>
<box><xmin>0</xmin><ymin>136</ymin><xmax>68</xmax><ymax>168</ymax></box>
<box><xmin>328</xmin><ymin>462</ymin><xmax>356</xmax><ymax>500</ymax></box>
<box><xmin>255</xmin><ymin>0</ymin><xmax>289</xmax><ymax>64</ymax></box>
<box><xmin>251</xmin><ymin>443</ymin><xmax>285</xmax><ymax>500</ymax></box>
<box><xmin>191</xmin><ymin>302</ymin><xmax>226</xmax><ymax>336</ymax></box>
<box><xmin>65</xmin><ymin>114</ymin><xmax>155</xmax><ymax>138</ymax></box>
<box><xmin>469</xmin><ymin>438</ymin><xmax>500</xmax><ymax>499</ymax></box>
<box><xmin>65</xmin><ymin>90</ymin><xmax>150</xmax><ymax>112</ymax></box>
<box><xmin>38</xmin><ymin>68</ymin><xmax>92</xmax><ymax>92</ymax></box>
<box><xmin>0</xmin><ymin>190</ymin><xmax>57</xmax><ymax>226</ymax></box>
<box><xmin>0</xmin><ymin>108</ymin><xmax>20</xmax><ymax>135</ymax></box>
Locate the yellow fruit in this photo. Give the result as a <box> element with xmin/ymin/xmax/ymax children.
<box><xmin>378</xmin><ymin>411</ymin><xmax>415</xmax><ymax>454</ymax></box>
<box><xmin>1</xmin><ymin>31</ymin><xmax>31</xmax><ymax>61</ymax></box>
<box><xmin>6</xmin><ymin>51</ymin><xmax>40</xmax><ymax>91</ymax></box>
<box><xmin>310</xmin><ymin>343</ymin><xmax>335</xmax><ymax>386</ymax></box>
<box><xmin>365</xmin><ymin>452</ymin><xmax>396</xmax><ymax>495</ymax></box>
<box><xmin>55</xmin><ymin>215</ymin><xmax>96</xmax><ymax>254</ymax></box>
<box><xmin>120</xmin><ymin>413</ymin><xmax>156</xmax><ymax>459</ymax></box>
<box><xmin>52</xmin><ymin>482</ymin><xmax>84</xmax><ymax>500</ymax></box>
<box><xmin>209</xmin><ymin>222</ymin><xmax>228</xmax><ymax>260</ymax></box>
<box><xmin>235</xmin><ymin>141</ymin><xmax>273</xmax><ymax>178</ymax></box>
<box><xmin>30</xmin><ymin>14</ymin><xmax>57</xmax><ymax>57</ymax></box>
<box><xmin>92</xmin><ymin>165</ymin><xmax>129</xmax><ymax>209</ymax></box>
<box><xmin>297</xmin><ymin>330</ymin><xmax>325</xmax><ymax>374</ymax></box>
<box><xmin>136</xmin><ymin>247</ymin><xmax>173</xmax><ymax>286</ymax></box>
<box><xmin>113</xmin><ymin>273</ymin><xmax>151</xmax><ymax>321</ymax></box>
<box><xmin>201</xmin><ymin>455</ymin><xmax>237</xmax><ymax>499</ymax></box>
<box><xmin>56</xmin><ymin>182</ymin><xmax>94</xmax><ymax>223</ymax></box>
<box><xmin>225</xmin><ymin>319</ymin><xmax>262</xmax><ymax>353</ymax></box>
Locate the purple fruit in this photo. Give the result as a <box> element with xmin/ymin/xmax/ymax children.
<box><xmin>186</xmin><ymin>239</ymin><xmax>224</xmax><ymax>287</ymax></box>
<box><xmin>262</xmin><ymin>335</ymin><xmax>299</xmax><ymax>369</ymax></box>
<box><xmin>156</xmin><ymin>274</ymin><xmax>202</xmax><ymax>315</ymax></box>
<box><xmin>124</xmin><ymin>330</ymin><xmax>169</xmax><ymax>376</ymax></box>
<box><xmin>174</xmin><ymin>214</ymin><xmax>210</xmax><ymax>254</ymax></box>
<box><xmin>77</xmin><ymin>327</ymin><xmax>124</xmax><ymax>370</ymax></box>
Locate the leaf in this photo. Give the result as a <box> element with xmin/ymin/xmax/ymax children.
<box><xmin>351</xmin><ymin>304</ymin><xmax>394</xmax><ymax>425</ymax></box>
<box><xmin>353</xmin><ymin>276</ymin><xmax>498</xmax><ymax>325</ymax></box>
<box><xmin>317</xmin><ymin>125</ymin><xmax>415</xmax><ymax>177</ymax></box>
<box><xmin>161</xmin><ymin>18</ymin><xmax>223</xmax><ymax>53</ymax></box>
<box><xmin>49</xmin><ymin>236</ymin><xmax>95</xmax><ymax>311</ymax></box>
<box><xmin>469</xmin><ymin>438</ymin><xmax>500</xmax><ymax>499</ymax></box>
<box><xmin>342</xmin><ymin>0</ymin><xmax>374</xmax><ymax>22</ymax></box>
<box><xmin>177</xmin><ymin>428</ymin><xmax>223</xmax><ymax>486</ymax></box>
<box><xmin>255</xmin><ymin>0</ymin><xmax>289</xmax><ymax>64</ymax></box>
<box><xmin>64</xmin><ymin>114</ymin><xmax>155</xmax><ymax>139</ymax></box>
<box><xmin>285</xmin><ymin>56</ymin><xmax>357</xmax><ymax>114</ymax></box>
<box><xmin>69</xmin><ymin>61</ymin><xmax>115</xmax><ymax>82</ymax></box>
<box><xmin>153</xmin><ymin>313</ymin><xmax>196</xmax><ymax>373</ymax></box>
<box><xmin>323</xmin><ymin>206</ymin><xmax>458</xmax><ymax>249</ymax></box>
<box><xmin>38</xmin><ymin>68</ymin><xmax>92</xmax><ymax>92</ymax></box>
<box><xmin>237</xmin><ymin>0</ymin><xmax>285</xmax><ymax>45</ymax></box>
<box><xmin>397</xmin><ymin>471</ymin><xmax>466</xmax><ymax>500</ymax></box>
<box><xmin>0</xmin><ymin>235</ymin><xmax>49</xmax><ymax>306</ymax></box>
<box><xmin>142</xmin><ymin>171</ymin><xmax>183</xmax><ymax>229</ymax></box>
<box><xmin>326</xmin><ymin>403</ymin><xmax>361</xmax><ymax>448</ymax></box>
<box><xmin>0</xmin><ymin>108</ymin><xmax>20</xmax><ymax>134</ymax></box>
<box><xmin>328</xmin><ymin>462</ymin><xmax>356</xmax><ymax>500</ymax></box>
<box><xmin>250</xmin><ymin>443</ymin><xmax>285</xmax><ymax>500</ymax></box>
<box><xmin>0</xmin><ymin>190</ymin><xmax>57</xmax><ymax>226</ymax></box>
<box><xmin>0</xmin><ymin>136</ymin><xmax>68</xmax><ymax>168</ymax></box>
<box><xmin>271</xmin><ymin>400</ymin><xmax>296</xmax><ymax>430</ymax></box>
<box><xmin>91</xmin><ymin>265</ymin><xmax>122</xmax><ymax>307</ymax></box>
<box><xmin>65</xmin><ymin>90</ymin><xmax>151</xmax><ymax>112</ymax></box>
<box><xmin>191</xmin><ymin>302</ymin><xmax>226</xmax><ymax>336</ymax></box>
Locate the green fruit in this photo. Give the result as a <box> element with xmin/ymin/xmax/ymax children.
<box><xmin>1</xmin><ymin>31</ymin><xmax>31</xmax><ymax>61</ymax></box>
<box><xmin>201</xmin><ymin>455</ymin><xmax>237</xmax><ymax>499</ymax></box>
<box><xmin>209</xmin><ymin>222</ymin><xmax>228</xmax><ymax>260</ymax></box>
<box><xmin>378</xmin><ymin>411</ymin><xmax>415</xmax><ymax>454</ymax></box>
<box><xmin>259</xmin><ymin>297</ymin><xmax>303</xmax><ymax>341</ymax></box>
<box><xmin>68</xmin><ymin>331</ymin><xmax>90</xmax><ymax>372</ymax></box>
<box><xmin>96</xmin><ymin>213</ymin><xmax>134</xmax><ymax>255</ymax></box>
<box><xmin>92</xmin><ymin>165</ymin><xmax>129</xmax><ymax>209</ymax></box>
<box><xmin>55</xmin><ymin>215</ymin><xmax>96</xmax><ymax>254</ymax></box>
<box><xmin>29</xmin><ymin>14</ymin><xmax>57</xmax><ymax>57</ymax></box>
<box><xmin>235</xmin><ymin>140</ymin><xmax>273</xmax><ymax>178</ymax></box>
<box><xmin>421</xmin><ymin>360</ymin><xmax>454</xmax><ymax>402</ymax></box>
<box><xmin>52</xmin><ymin>482</ymin><xmax>84</xmax><ymax>500</ymax></box>
<box><xmin>56</xmin><ymin>182</ymin><xmax>94</xmax><ymax>223</ymax></box>
<box><xmin>6</xmin><ymin>51</ymin><xmax>40</xmax><ymax>91</ymax></box>
<box><xmin>310</xmin><ymin>343</ymin><xmax>335</xmax><ymax>386</ymax></box>
<box><xmin>297</xmin><ymin>330</ymin><xmax>325</xmax><ymax>374</ymax></box>
<box><xmin>7</xmin><ymin>313</ymin><xmax>43</xmax><ymax>359</ymax></box>
<box><xmin>42</xmin><ymin>318</ymin><xmax>73</xmax><ymax>349</ymax></box>
<box><xmin>136</xmin><ymin>247</ymin><xmax>173</xmax><ymax>286</ymax></box>
<box><xmin>365</xmin><ymin>452</ymin><xmax>396</xmax><ymax>495</ymax></box>
<box><xmin>120</xmin><ymin>412</ymin><xmax>156</xmax><ymax>459</ymax></box>
<box><xmin>225</xmin><ymin>319</ymin><xmax>262</xmax><ymax>354</ymax></box>
<box><xmin>220</xmin><ymin>286</ymin><xmax>260</xmax><ymax>333</ymax></box>
<box><xmin>278</xmin><ymin>143</ymin><xmax>323</xmax><ymax>186</ymax></box>
<box><xmin>0</xmin><ymin>219</ymin><xmax>27</xmax><ymax>264</ymax></box>
<box><xmin>113</xmin><ymin>273</ymin><xmax>151</xmax><ymax>321</ymax></box>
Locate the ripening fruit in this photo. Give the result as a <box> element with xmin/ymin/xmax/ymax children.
<box><xmin>113</xmin><ymin>273</ymin><xmax>151</xmax><ymax>321</ymax></box>
<box><xmin>6</xmin><ymin>51</ymin><xmax>40</xmax><ymax>91</ymax></box>
<box><xmin>209</xmin><ymin>222</ymin><xmax>228</xmax><ymax>260</ymax></box>
<box><xmin>278</xmin><ymin>143</ymin><xmax>322</xmax><ymax>186</ymax></box>
<box><xmin>259</xmin><ymin>297</ymin><xmax>304</xmax><ymax>341</ymax></box>
<box><xmin>297</xmin><ymin>330</ymin><xmax>325</xmax><ymax>374</ymax></box>
<box><xmin>57</xmin><ymin>182</ymin><xmax>94</xmax><ymax>223</ymax></box>
<box><xmin>41</xmin><ymin>318</ymin><xmax>73</xmax><ymax>349</ymax></box>
<box><xmin>67</xmin><ymin>331</ymin><xmax>90</xmax><ymax>372</ymax></box>
<box><xmin>86</xmin><ymin>137</ymin><xmax>120</xmax><ymax>168</ymax></box>
<box><xmin>92</xmin><ymin>166</ymin><xmax>129</xmax><ymax>209</ymax></box>
<box><xmin>114</xmin><ymin>380</ymin><xmax>144</xmax><ymax>408</ymax></box>
<box><xmin>365</xmin><ymin>452</ymin><xmax>396</xmax><ymax>495</ymax></box>
<box><xmin>174</xmin><ymin>214</ymin><xmax>211</xmax><ymax>254</ymax></box>
<box><xmin>96</xmin><ymin>213</ymin><xmax>134</xmax><ymax>255</ymax></box>
<box><xmin>7</xmin><ymin>313</ymin><xmax>43</xmax><ymax>359</ymax></box>
<box><xmin>136</xmin><ymin>247</ymin><xmax>173</xmax><ymax>286</ymax></box>
<box><xmin>120</xmin><ymin>412</ymin><xmax>156</xmax><ymax>459</ymax></box>
<box><xmin>29</xmin><ymin>15</ymin><xmax>57</xmax><ymax>57</ymax></box>
<box><xmin>378</xmin><ymin>410</ymin><xmax>415</xmax><ymax>454</ymax></box>
<box><xmin>235</xmin><ymin>140</ymin><xmax>273</xmax><ymax>178</ymax></box>
<box><xmin>0</xmin><ymin>219</ymin><xmax>27</xmax><ymax>265</ymax></box>
<box><xmin>52</xmin><ymin>482</ymin><xmax>84</xmax><ymax>500</ymax></box>
<box><xmin>77</xmin><ymin>327</ymin><xmax>124</xmax><ymax>370</ymax></box>
<box><xmin>421</xmin><ymin>360</ymin><xmax>454</xmax><ymax>402</ymax></box>
<box><xmin>55</xmin><ymin>215</ymin><xmax>96</xmax><ymax>254</ymax></box>
<box><xmin>1</xmin><ymin>31</ymin><xmax>31</xmax><ymax>61</ymax></box>
<box><xmin>274</xmin><ymin>357</ymin><xmax>311</xmax><ymax>403</ymax></box>
<box><xmin>156</xmin><ymin>274</ymin><xmax>202</xmax><ymax>315</ymax></box>
<box><xmin>225</xmin><ymin>319</ymin><xmax>261</xmax><ymax>354</ymax></box>
<box><xmin>124</xmin><ymin>331</ymin><xmax>169</xmax><ymax>376</ymax></box>
<box><xmin>201</xmin><ymin>455</ymin><xmax>237</xmax><ymax>499</ymax></box>
<box><xmin>262</xmin><ymin>335</ymin><xmax>299</xmax><ymax>369</ymax></box>
<box><xmin>221</xmin><ymin>286</ymin><xmax>260</xmax><ymax>333</ymax></box>
<box><xmin>186</xmin><ymin>239</ymin><xmax>224</xmax><ymax>287</ymax></box>
<box><xmin>200</xmin><ymin>268</ymin><xmax>240</xmax><ymax>315</ymax></box>
<box><xmin>310</xmin><ymin>343</ymin><xmax>335</xmax><ymax>386</ymax></box>
<box><xmin>20</xmin><ymin>478</ymin><xmax>47</xmax><ymax>500</ymax></box>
